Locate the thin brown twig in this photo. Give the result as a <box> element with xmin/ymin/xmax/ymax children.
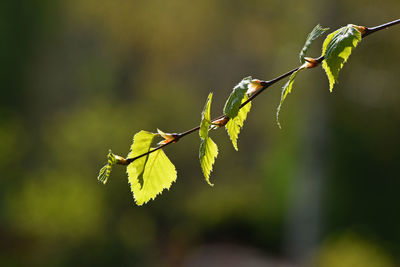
<box><xmin>121</xmin><ymin>19</ymin><xmax>400</xmax><ymax>165</ymax></box>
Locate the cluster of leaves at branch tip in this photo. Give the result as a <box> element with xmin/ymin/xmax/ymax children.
<box><xmin>276</xmin><ymin>24</ymin><xmax>329</xmax><ymax>128</ymax></box>
<box><xmin>97</xmin><ymin>21</ymin><xmax>371</xmax><ymax>206</ymax></box>
<box><xmin>276</xmin><ymin>23</ymin><xmax>363</xmax><ymax>128</ymax></box>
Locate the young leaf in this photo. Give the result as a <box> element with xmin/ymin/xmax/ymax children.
<box><xmin>276</xmin><ymin>69</ymin><xmax>302</xmax><ymax>128</ymax></box>
<box><xmin>225</xmin><ymin>94</ymin><xmax>251</xmax><ymax>150</ymax></box>
<box><xmin>200</xmin><ymin>93</ymin><xmax>213</xmax><ymax>139</ymax></box>
<box><xmin>199</xmin><ymin>137</ymin><xmax>218</xmax><ymax>186</ymax></box>
<box><xmin>299</xmin><ymin>24</ymin><xmax>329</xmax><ymax>64</ymax></box>
<box><xmin>322</xmin><ymin>24</ymin><xmax>362</xmax><ymax>92</ymax></box>
<box><xmin>275</xmin><ymin>24</ymin><xmax>329</xmax><ymax>129</ymax></box>
<box><xmin>199</xmin><ymin>93</ymin><xmax>218</xmax><ymax>186</ymax></box>
<box><xmin>126</xmin><ymin>131</ymin><xmax>155</xmax><ymax>182</ymax></box>
<box><xmin>128</xmin><ymin>149</ymin><xmax>177</xmax><ymax>205</ymax></box>
<box><xmin>126</xmin><ymin>130</ymin><xmax>177</xmax><ymax>205</ymax></box>
<box><xmin>223</xmin><ymin>76</ymin><xmax>252</xmax><ymax>118</ymax></box>
<box><xmin>97</xmin><ymin>150</ymin><xmax>117</xmax><ymax>184</ymax></box>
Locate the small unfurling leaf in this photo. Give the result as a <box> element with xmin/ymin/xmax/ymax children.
<box><xmin>299</xmin><ymin>24</ymin><xmax>329</xmax><ymax>64</ymax></box>
<box><xmin>97</xmin><ymin>150</ymin><xmax>117</xmax><ymax>184</ymax></box>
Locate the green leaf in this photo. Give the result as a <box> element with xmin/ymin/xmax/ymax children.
<box><xmin>199</xmin><ymin>137</ymin><xmax>218</xmax><ymax>186</ymax></box>
<box><xmin>322</xmin><ymin>24</ymin><xmax>362</xmax><ymax>92</ymax></box>
<box><xmin>299</xmin><ymin>24</ymin><xmax>329</xmax><ymax>64</ymax></box>
<box><xmin>199</xmin><ymin>93</ymin><xmax>218</xmax><ymax>186</ymax></box>
<box><xmin>225</xmin><ymin>94</ymin><xmax>252</xmax><ymax>150</ymax></box>
<box><xmin>128</xmin><ymin>149</ymin><xmax>177</xmax><ymax>206</ymax></box>
<box><xmin>274</xmin><ymin>24</ymin><xmax>329</xmax><ymax>128</ymax></box>
<box><xmin>126</xmin><ymin>130</ymin><xmax>177</xmax><ymax>205</ymax></box>
<box><xmin>126</xmin><ymin>131</ymin><xmax>155</xmax><ymax>187</ymax></box>
<box><xmin>97</xmin><ymin>150</ymin><xmax>117</xmax><ymax>184</ymax></box>
<box><xmin>223</xmin><ymin>77</ymin><xmax>252</xmax><ymax>118</ymax></box>
<box><xmin>200</xmin><ymin>93</ymin><xmax>213</xmax><ymax>139</ymax></box>
<box><xmin>276</xmin><ymin>69</ymin><xmax>302</xmax><ymax>128</ymax></box>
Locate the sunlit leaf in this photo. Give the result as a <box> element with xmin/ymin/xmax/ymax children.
<box><xmin>199</xmin><ymin>93</ymin><xmax>218</xmax><ymax>186</ymax></box>
<box><xmin>223</xmin><ymin>76</ymin><xmax>252</xmax><ymax>118</ymax></box>
<box><xmin>128</xmin><ymin>149</ymin><xmax>177</xmax><ymax>206</ymax></box>
<box><xmin>126</xmin><ymin>131</ymin><xmax>155</xmax><ymax>184</ymax></box>
<box><xmin>225</xmin><ymin>95</ymin><xmax>251</xmax><ymax>150</ymax></box>
<box><xmin>299</xmin><ymin>24</ymin><xmax>329</xmax><ymax>64</ymax></box>
<box><xmin>97</xmin><ymin>150</ymin><xmax>116</xmax><ymax>184</ymax></box>
<box><xmin>276</xmin><ymin>69</ymin><xmax>302</xmax><ymax>128</ymax></box>
<box><xmin>322</xmin><ymin>24</ymin><xmax>362</xmax><ymax>92</ymax></box>
<box><xmin>199</xmin><ymin>137</ymin><xmax>218</xmax><ymax>186</ymax></box>
<box><xmin>200</xmin><ymin>93</ymin><xmax>213</xmax><ymax>139</ymax></box>
<box><xmin>275</xmin><ymin>24</ymin><xmax>329</xmax><ymax>128</ymax></box>
<box><xmin>126</xmin><ymin>130</ymin><xmax>177</xmax><ymax>205</ymax></box>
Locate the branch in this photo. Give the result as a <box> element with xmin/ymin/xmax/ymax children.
<box><xmin>117</xmin><ymin>18</ymin><xmax>400</xmax><ymax>166</ymax></box>
<box><xmin>363</xmin><ymin>18</ymin><xmax>400</xmax><ymax>37</ymax></box>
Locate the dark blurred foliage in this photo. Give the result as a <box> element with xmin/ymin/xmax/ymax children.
<box><xmin>1</xmin><ymin>0</ymin><xmax>400</xmax><ymax>266</ymax></box>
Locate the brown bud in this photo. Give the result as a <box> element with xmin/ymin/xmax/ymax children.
<box><xmin>157</xmin><ymin>129</ymin><xmax>179</xmax><ymax>145</ymax></box>
<box><xmin>352</xmin><ymin>24</ymin><xmax>367</xmax><ymax>35</ymax></box>
<box><xmin>304</xmin><ymin>57</ymin><xmax>319</xmax><ymax>69</ymax></box>
<box><xmin>247</xmin><ymin>79</ymin><xmax>264</xmax><ymax>95</ymax></box>
<box><xmin>115</xmin><ymin>155</ymin><xmax>128</xmax><ymax>165</ymax></box>
<box><xmin>211</xmin><ymin>117</ymin><xmax>229</xmax><ymax>128</ymax></box>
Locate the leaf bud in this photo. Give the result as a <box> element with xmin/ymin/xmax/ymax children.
<box><xmin>247</xmin><ymin>79</ymin><xmax>264</xmax><ymax>95</ymax></box>
<box><xmin>157</xmin><ymin>129</ymin><xmax>180</xmax><ymax>145</ymax></box>
<box><xmin>351</xmin><ymin>24</ymin><xmax>367</xmax><ymax>35</ymax></box>
<box><xmin>304</xmin><ymin>57</ymin><xmax>319</xmax><ymax>68</ymax></box>
<box><xmin>211</xmin><ymin>117</ymin><xmax>229</xmax><ymax>128</ymax></box>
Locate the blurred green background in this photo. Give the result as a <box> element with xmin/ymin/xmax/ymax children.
<box><xmin>1</xmin><ymin>0</ymin><xmax>400</xmax><ymax>266</ymax></box>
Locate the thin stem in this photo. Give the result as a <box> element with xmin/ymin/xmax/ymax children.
<box><xmin>124</xmin><ymin>66</ymin><xmax>303</xmax><ymax>164</ymax></box>
<box><xmin>120</xmin><ymin>18</ymin><xmax>400</xmax><ymax>165</ymax></box>
<box><xmin>363</xmin><ymin>18</ymin><xmax>400</xmax><ymax>37</ymax></box>
<box><xmin>241</xmin><ymin>66</ymin><xmax>301</xmax><ymax>108</ymax></box>
<box><xmin>125</xmin><ymin>115</ymin><xmax>227</xmax><ymax>164</ymax></box>
<box><xmin>125</xmin><ymin>143</ymin><xmax>169</xmax><ymax>164</ymax></box>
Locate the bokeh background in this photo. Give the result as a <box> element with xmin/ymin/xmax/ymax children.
<box><xmin>1</xmin><ymin>0</ymin><xmax>400</xmax><ymax>266</ymax></box>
